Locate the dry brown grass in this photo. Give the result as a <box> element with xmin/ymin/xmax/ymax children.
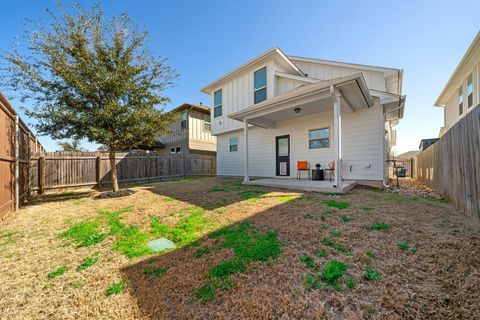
<box><xmin>0</xmin><ymin>177</ymin><xmax>479</xmax><ymax>319</ymax></box>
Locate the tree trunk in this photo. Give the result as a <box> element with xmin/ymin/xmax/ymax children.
<box><xmin>109</xmin><ymin>148</ymin><xmax>119</xmax><ymax>192</ymax></box>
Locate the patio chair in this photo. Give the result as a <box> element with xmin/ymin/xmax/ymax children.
<box><xmin>325</xmin><ymin>161</ymin><xmax>344</xmax><ymax>182</ymax></box>
<box><xmin>297</xmin><ymin>161</ymin><xmax>311</xmax><ymax>180</ymax></box>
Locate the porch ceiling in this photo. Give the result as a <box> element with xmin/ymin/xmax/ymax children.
<box><xmin>228</xmin><ymin>73</ymin><xmax>373</xmax><ymax>128</ymax></box>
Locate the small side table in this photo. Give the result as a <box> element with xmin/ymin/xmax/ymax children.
<box><xmin>311</xmin><ymin>169</ymin><xmax>324</xmax><ymax>181</ymax></box>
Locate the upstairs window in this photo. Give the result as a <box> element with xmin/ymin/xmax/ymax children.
<box><xmin>458</xmin><ymin>87</ymin><xmax>464</xmax><ymax>115</ymax></box>
<box><xmin>308</xmin><ymin>128</ymin><xmax>330</xmax><ymax>149</ymax></box>
<box><xmin>204</xmin><ymin>114</ymin><xmax>211</xmax><ymax>131</ymax></box>
<box><xmin>171</xmin><ymin>146</ymin><xmax>181</xmax><ymax>154</ymax></box>
<box><xmin>181</xmin><ymin>111</ymin><xmax>187</xmax><ymax>129</ymax></box>
<box><xmin>229</xmin><ymin>137</ymin><xmax>238</xmax><ymax>152</ymax></box>
<box><xmin>467</xmin><ymin>74</ymin><xmax>474</xmax><ymax>108</ymax></box>
<box><xmin>214</xmin><ymin>89</ymin><xmax>222</xmax><ymax>118</ymax></box>
<box><xmin>254</xmin><ymin>67</ymin><xmax>267</xmax><ymax>104</ymax></box>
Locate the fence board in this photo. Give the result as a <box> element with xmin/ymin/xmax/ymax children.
<box><xmin>29</xmin><ymin>152</ymin><xmax>216</xmax><ymax>193</ymax></box>
<box><xmin>415</xmin><ymin>105</ymin><xmax>480</xmax><ymax>222</ymax></box>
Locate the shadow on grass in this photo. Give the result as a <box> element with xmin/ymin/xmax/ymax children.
<box><xmin>120</xmin><ymin>199</ymin><xmax>310</xmax><ymax>319</ymax></box>
<box><xmin>142</xmin><ymin>178</ymin><xmax>278</xmax><ymax>210</ymax></box>
<box><xmin>24</xmin><ymin>190</ymin><xmax>97</xmax><ymax>207</ymax></box>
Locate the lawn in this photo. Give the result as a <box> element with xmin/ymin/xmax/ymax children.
<box><xmin>0</xmin><ymin>177</ymin><xmax>479</xmax><ymax>319</ymax></box>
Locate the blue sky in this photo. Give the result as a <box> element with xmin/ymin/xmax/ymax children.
<box><xmin>1</xmin><ymin>0</ymin><xmax>479</xmax><ymax>153</ymax></box>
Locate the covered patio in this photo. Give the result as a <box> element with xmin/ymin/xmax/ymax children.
<box><xmin>229</xmin><ymin>73</ymin><xmax>375</xmax><ymax>193</ymax></box>
<box><xmin>244</xmin><ymin>178</ymin><xmax>357</xmax><ymax>193</ymax></box>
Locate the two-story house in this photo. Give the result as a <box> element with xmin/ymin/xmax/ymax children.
<box><xmin>150</xmin><ymin>103</ymin><xmax>216</xmax><ymax>155</ymax></box>
<box><xmin>435</xmin><ymin>31</ymin><xmax>480</xmax><ymax>136</ymax></box>
<box><xmin>201</xmin><ymin>48</ymin><xmax>405</xmax><ymax>190</ymax></box>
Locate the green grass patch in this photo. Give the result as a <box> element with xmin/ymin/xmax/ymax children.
<box><xmin>397</xmin><ymin>240</ymin><xmax>417</xmax><ymax>253</ymax></box>
<box><xmin>339</xmin><ymin>215</ymin><xmax>352</xmax><ymax>222</ymax></box>
<box><xmin>299</xmin><ymin>255</ymin><xmax>317</xmax><ymax>270</ymax></box>
<box><xmin>0</xmin><ymin>230</ymin><xmax>18</xmax><ymax>246</ymax></box>
<box><xmin>370</xmin><ymin>221</ymin><xmax>390</xmax><ymax>231</ymax></box>
<box><xmin>329</xmin><ymin>231</ymin><xmax>342</xmax><ymax>238</ymax></box>
<box><xmin>323</xmin><ymin>200</ymin><xmax>351</xmax><ymax>210</ymax></box>
<box><xmin>304</xmin><ymin>273</ymin><xmax>321</xmax><ymax>290</ymax></box>
<box><xmin>364</xmin><ymin>264</ymin><xmax>381</xmax><ymax>280</ymax></box>
<box><xmin>315</xmin><ymin>249</ymin><xmax>328</xmax><ymax>258</ymax></box>
<box><xmin>61</xmin><ymin>205</ymin><xmax>213</xmax><ymax>259</ymax></box>
<box><xmin>60</xmin><ymin>220</ymin><xmax>107</xmax><ymax>247</ymax></box>
<box><xmin>321</xmin><ymin>259</ymin><xmax>348</xmax><ymax>291</ymax></box>
<box><xmin>47</xmin><ymin>266</ymin><xmax>68</xmax><ymax>279</ymax></box>
<box><xmin>366</xmin><ymin>251</ymin><xmax>377</xmax><ymax>260</ymax></box>
<box><xmin>277</xmin><ymin>195</ymin><xmax>300</xmax><ymax>202</ymax></box>
<box><xmin>195</xmin><ymin>247</ymin><xmax>211</xmax><ymax>257</ymax></box>
<box><xmin>143</xmin><ymin>267</ymin><xmax>168</xmax><ymax>277</ymax></box>
<box><xmin>76</xmin><ymin>256</ymin><xmax>98</xmax><ymax>271</ymax></box>
<box><xmin>321</xmin><ymin>238</ymin><xmax>351</xmax><ymax>255</ymax></box>
<box><xmin>163</xmin><ymin>197</ymin><xmax>176</xmax><ymax>202</ymax></box>
<box><xmin>60</xmin><ymin>192</ymin><xmax>75</xmax><ymax>196</ymax></box>
<box><xmin>345</xmin><ymin>278</ymin><xmax>356</xmax><ymax>289</ymax></box>
<box><xmin>195</xmin><ymin>222</ymin><xmax>282</xmax><ymax>301</ymax></box>
<box><xmin>237</xmin><ymin>190</ymin><xmax>265</xmax><ymax>202</ymax></box>
<box><xmin>208</xmin><ymin>186</ymin><xmax>228</xmax><ymax>193</ymax></box>
<box><xmin>105</xmin><ymin>280</ymin><xmax>126</xmax><ymax>296</ymax></box>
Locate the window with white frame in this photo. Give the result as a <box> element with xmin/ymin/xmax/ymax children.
<box><xmin>467</xmin><ymin>73</ymin><xmax>474</xmax><ymax>108</ymax></box>
<box><xmin>170</xmin><ymin>146</ymin><xmax>181</xmax><ymax>154</ymax></box>
<box><xmin>170</xmin><ymin>147</ymin><xmax>176</xmax><ymax>154</ymax></box>
<box><xmin>458</xmin><ymin>87</ymin><xmax>464</xmax><ymax>115</ymax></box>
<box><xmin>204</xmin><ymin>114</ymin><xmax>211</xmax><ymax>131</ymax></box>
<box><xmin>308</xmin><ymin>128</ymin><xmax>330</xmax><ymax>149</ymax></box>
<box><xmin>181</xmin><ymin>111</ymin><xmax>187</xmax><ymax>129</ymax></box>
<box><xmin>229</xmin><ymin>137</ymin><xmax>238</xmax><ymax>152</ymax></box>
<box><xmin>254</xmin><ymin>67</ymin><xmax>267</xmax><ymax>104</ymax></box>
<box><xmin>213</xmin><ymin>89</ymin><xmax>222</xmax><ymax>118</ymax></box>
<box><xmin>176</xmin><ymin>146</ymin><xmax>181</xmax><ymax>154</ymax></box>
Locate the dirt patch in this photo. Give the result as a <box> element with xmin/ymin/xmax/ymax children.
<box><xmin>95</xmin><ymin>189</ymin><xmax>136</xmax><ymax>199</ymax></box>
<box><xmin>0</xmin><ymin>177</ymin><xmax>478</xmax><ymax>319</ymax></box>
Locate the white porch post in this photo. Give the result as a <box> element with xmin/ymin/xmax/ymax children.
<box><xmin>332</xmin><ymin>88</ymin><xmax>342</xmax><ymax>188</ymax></box>
<box><xmin>243</xmin><ymin>118</ymin><xmax>250</xmax><ymax>183</ymax></box>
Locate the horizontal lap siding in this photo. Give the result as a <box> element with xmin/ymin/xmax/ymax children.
<box><xmin>217</xmin><ymin>105</ymin><xmax>384</xmax><ymax>181</ymax></box>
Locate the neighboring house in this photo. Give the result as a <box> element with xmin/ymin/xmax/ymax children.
<box><xmin>201</xmin><ymin>48</ymin><xmax>405</xmax><ymax>189</ymax></box>
<box><xmin>396</xmin><ymin>150</ymin><xmax>419</xmax><ymax>159</ymax></box>
<box><xmin>418</xmin><ymin>138</ymin><xmax>439</xmax><ymax>151</ymax></box>
<box><xmin>435</xmin><ymin>31</ymin><xmax>480</xmax><ymax>137</ymax></box>
<box><xmin>147</xmin><ymin>103</ymin><xmax>216</xmax><ymax>155</ymax></box>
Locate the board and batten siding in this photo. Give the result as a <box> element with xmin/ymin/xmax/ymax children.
<box><xmin>288</xmin><ymin>59</ymin><xmax>388</xmax><ymax>92</ymax></box>
<box><xmin>442</xmin><ymin>62</ymin><xmax>480</xmax><ymax>134</ymax></box>
<box><xmin>188</xmin><ymin>109</ymin><xmax>216</xmax><ymax>152</ymax></box>
<box><xmin>217</xmin><ymin>104</ymin><xmax>384</xmax><ymax>181</ymax></box>
<box><xmin>210</xmin><ymin>57</ymin><xmax>295</xmax><ymax>136</ymax></box>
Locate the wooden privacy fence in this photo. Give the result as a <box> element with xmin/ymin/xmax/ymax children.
<box><xmin>29</xmin><ymin>152</ymin><xmax>216</xmax><ymax>194</ymax></box>
<box><xmin>415</xmin><ymin>105</ymin><xmax>480</xmax><ymax>222</ymax></box>
<box><xmin>0</xmin><ymin>93</ymin><xmax>44</xmax><ymax>219</ymax></box>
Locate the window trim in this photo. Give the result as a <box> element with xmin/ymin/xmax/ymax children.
<box><xmin>467</xmin><ymin>73</ymin><xmax>474</xmax><ymax>108</ymax></box>
<box><xmin>254</xmin><ymin>67</ymin><xmax>267</xmax><ymax>104</ymax></box>
<box><xmin>308</xmin><ymin>127</ymin><xmax>331</xmax><ymax>150</ymax></box>
<box><xmin>181</xmin><ymin>111</ymin><xmax>187</xmax><ymax>129</ymax></box>
<box><xmin>458</xmin><ymin>87</ymin><xmax>464</xmax><ymax>116</ymax></box>
<box><xmin>203</xmin><ymin>113</ymin><xmax>211</xmax><ymax>131</ymax></box>
<box><xmin>229</xmin><ymin>137</ymin><xmax>238</xmax><ymax>152</ymax></box>
<box><xmin>170</xmin><ymin>146</ymin><xmax>181</xmax><ymax>154</ymax></box>
<box><xmin>213</xmin><ymin>89</ymin><xmax>222</xmax><ymax>118</ymax></box>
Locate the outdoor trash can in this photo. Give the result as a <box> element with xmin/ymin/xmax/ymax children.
<box><xmin>311</xmin><ymin>169</ymin><xmax>324</xmax><ymax>181</ymax></box>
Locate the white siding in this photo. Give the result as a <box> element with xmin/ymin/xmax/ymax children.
<box><xmin>442</xmin><ymin>60</ymin><xmax>480</xmax><ymax>134</ymax></box>
<box><xmin>217</xmin><ymin>104</ymin><xmax>384</xmax><ymax>181</ymax></box>
<box><xmin>188</xmin><ymin>109</ymin><xmax>216</xmax><ymax>152</ymax></box>
<box><xmin>290</xmin><ymin>59</ymin><xmax>387</xmax><ymax>92</ymax></box>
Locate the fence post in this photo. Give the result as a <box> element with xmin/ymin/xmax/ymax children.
<box><xmin>27</xmin><ymin>132</ymin><xmax>31</xmax><ymax>198</ymax></box>
<box><xmin>146</xmin><ymin>153</ymin><xmax>150</xmax><ymax>182</ymax></box>
<box><xmin>39</xmin><ymin>156</ymin><xmax>46</xmax><ymax>195</ymax></box>
<box><xmin>410</xmin><ymin>157</ymin><xmax>414</xmax><ymax>178</ymax></box>
<box><xmin>183</xmin><ymin>155</ymin><xmax>186</xmax><ymax>178</ymax></box>
<box><xmin>14</xmin><ymin>115</ymin><xmax>19</xmax><ymax>211</ymax></box>
<box><xmin>96</xmin><ymin>156</ymin><xmax>101</xmax><ymax>189</ymax></box>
